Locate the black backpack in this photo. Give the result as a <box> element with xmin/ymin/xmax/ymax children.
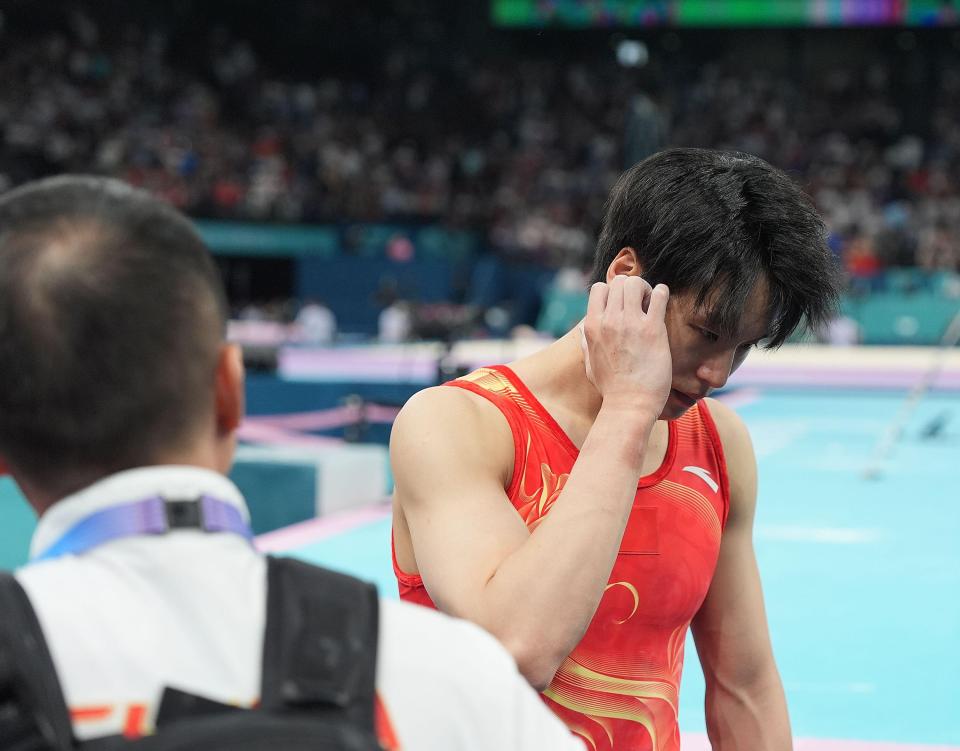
<box><xmin>0</xmin><ymin>556</ymin><xmax>383</xmax><ymax>751</ymax></box>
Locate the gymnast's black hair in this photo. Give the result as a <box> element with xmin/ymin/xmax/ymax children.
<box><xmin>592</xmin><ymin>148</ymin><xmax>842</xmax><ymax>346</ymax></box>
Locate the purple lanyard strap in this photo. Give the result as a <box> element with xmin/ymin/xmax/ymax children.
<box><xmin>33</xmin><ymin>495</ymin><xmax>253</xmax><ymax>563</ymax></box>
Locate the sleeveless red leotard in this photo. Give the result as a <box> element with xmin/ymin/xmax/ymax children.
<box><xmin>394</xmin><ymin>366</ymin><xmax>729</xmax><ymax>751</ymax></box>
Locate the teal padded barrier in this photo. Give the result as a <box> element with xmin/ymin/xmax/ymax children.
<box><xmin>0</xmin><ymin>477</ymin><xmax>35</xmax><ymax>570</ymax></box>
<box><xmin>197</xmin><ymin>221</ymin><xmax>339</xmax><ymax>258</ymax></box>
<box><xmin>416</xmin><ymin>226</ymin><xmax>478</xmax><ymax>262</ymax></box>
<box><xmin>228</xmin><ymin>458</ymin><xmax>318</xmax><ymax>536</ymax></box>
<box><xmin>884</xmin><ymin>268</ymin><xmax>931</xmax><ymax>293</ymax></box>
<box><xmin>855</xmin><ymin>293</ymin><xmax>959</xmax><ymax>345</ymax></box>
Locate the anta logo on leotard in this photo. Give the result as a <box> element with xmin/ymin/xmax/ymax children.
<box><xmin>681</xmin><ymin>466</ymin><xmax>719</xmax><ymax>494</ymax></box>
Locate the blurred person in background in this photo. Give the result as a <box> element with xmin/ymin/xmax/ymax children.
<box><xmin>843</xmin><ymin>225</ymin><xmax>884</xmax><ymax>293</ymax></box>
<box><xmin>295</xmin><ymin>297</ymin><xmax>337</xmax><ymax>345</ymax></box>
<box><xmin>823</xmin><ymin>313</ymin><xmax>863</xmax><ymax>346</ymax></box>
<box><xmin>379</xmin><ymin>300</ymin><xmax>414</xmax><ymax>343</ymax></box>
<box><xmin>0</xmin><ymin>176</ymin><xmax>584</xmax><ymax>750</ymax></box>
<box><xmin>391</xmin><ymin>149</ymin><xmax>842</xmax><ymax>751</ymax></box>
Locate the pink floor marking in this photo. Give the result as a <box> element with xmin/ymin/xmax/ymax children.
<box><xmin>236</xmin><ymin>421</ymin><xmax>343</xmax><ymax>446</ymax></box>
<box><xmin>245</xmin><ymin>406</ymin><xmax>358</xmax><ymax>431</ymax></box>
<box><xmin>255</xmin><ymin>500</ymin><xmax>391</xmax><ymax>553</ymax></box>
<box><xmin>681</xmin><ymin>733</ymin><xmax>959</xmax><ymax>751</ymax></box>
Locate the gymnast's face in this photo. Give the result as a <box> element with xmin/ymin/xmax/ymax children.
<box><xmin>659</xmin><ymin>278</ymin><xmax>771</xmax><ymax>420</ymax></box>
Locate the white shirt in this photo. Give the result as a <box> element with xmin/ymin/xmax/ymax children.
<box><xmin>379</xmin><ymin>304</ymin><xmax>412</xmax><ymax>343</ymax></box>
<box><xmin>295</xmin><ymin>303</ymin><xmax>337</xmax><ymax>344</ymax></box>
<box><xmin>16</xmin><ymin>466</ymin><xmax>581</xmax><ymax>750</ymax></box>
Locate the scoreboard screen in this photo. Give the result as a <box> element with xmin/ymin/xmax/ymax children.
<box><xmin>491</xmin><ymin>1</ymin><xmax>959</xmax><ymax>28</ymax></box>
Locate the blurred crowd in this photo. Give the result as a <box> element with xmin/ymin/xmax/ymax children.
<box><xmin>674</xmin><ymin>59</ymin><xmax>960</xmax><ymax>286</ymax></box>
<box><xmin>2</xmin><ymin>10</ymin><xmax>960</xmax><ymax>282</ymax></box>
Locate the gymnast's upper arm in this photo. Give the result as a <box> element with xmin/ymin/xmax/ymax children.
<box><xmin>694</xmin><ymin>398</ymin><xmax>779</xmax><ymax>686</ymax></box>
<box><xmin>390</xmin><ymin>386</ymin><xmax>531</xmax><ymax>619</ymax></box>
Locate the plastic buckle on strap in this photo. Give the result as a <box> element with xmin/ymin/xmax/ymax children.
<box><xmin>164</xmin><ymin>498</ymin><xmax>203</xmax><ymax>530</ymax></box>
<box><xmin>162</xmin><ymin>495</ymin><xmax>252</xmax><ymax>539</ymax></box>
<box><xmin>32</xmin><ymin>494</ymin><xmax>253</xmax><ymax>563</ymax></box>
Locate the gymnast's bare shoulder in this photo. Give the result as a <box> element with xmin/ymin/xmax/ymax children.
<box><xmin>389</xmin><ymin>384</ymin><xmax>526</xmax><ymax>607</ymax></box>
<box><xmin>391</xmin><ymin>385</ymin><xmax>516</xmax><ymax>496</ymax></box>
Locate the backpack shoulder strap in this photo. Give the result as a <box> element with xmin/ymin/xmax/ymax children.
<box><xmin>260</xmin><ymin>557</ymin><xmax>379</xmax><ymax>732</ymax></box>
<box><xmin>0</xmin><ymin>571</ymin><xmax>75</xmax><ymax>750</ymax></box>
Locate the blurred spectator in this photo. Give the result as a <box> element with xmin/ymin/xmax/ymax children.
<box><xmin>823</xmin><ymin>315</ymin><xmax>863</xmax><ymax>346</ymax></box>
<box><xmin>295</xmin><ymin>299</ymin><xmax>338</xmax><ymax>345</ymax></box>
<box><xmin>379</xmin><ymin>300</ymin><xmax>413</xmax><ymax>343</ymax></box>
<box><xmin>844</xmin><ymin>227</ymin><xmax>884</xmax><ymax>293</ymax></box>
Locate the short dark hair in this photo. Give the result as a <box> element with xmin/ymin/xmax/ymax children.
<box><xmin>0</xmin><ymin>176</ymin><xmax>227</xmax><ymax>492</ymax></box>
<box><xmin>593</xmin><ymin>148</ymin><xmax>841</xmax><ymax>346</ymax></box>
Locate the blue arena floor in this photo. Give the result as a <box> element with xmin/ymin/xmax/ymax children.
<box><xmin>3</xmin><ymin>387</ymin><xmax>958</xmax><ymax>746</ymax></box>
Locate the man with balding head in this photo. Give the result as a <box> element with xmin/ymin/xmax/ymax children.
<box><xmin>0</xmin><ymin>176</ymin><xmax>582</xmax><ymax>750</ymax></box>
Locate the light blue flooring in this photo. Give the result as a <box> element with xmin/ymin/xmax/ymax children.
<box><xmin>287</xmin><ymin>389</ymin><xmax>960</xmax><ymax>746</ymax></box>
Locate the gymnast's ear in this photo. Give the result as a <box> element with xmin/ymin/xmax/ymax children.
<box><xmin>605</xmin><ymin>247</ymin><xmax>645</xmax><ymax>282</ymax></box>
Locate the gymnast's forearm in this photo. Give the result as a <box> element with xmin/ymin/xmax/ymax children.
<box><xmin>704</xmin><ymin>667</ymin><xmax>792</xmax><ymax>751</ymax></box>
<box><xmin>479</xmin><ymin>403</ymin><xmax>656</xmax><ymax>690</ymax></box>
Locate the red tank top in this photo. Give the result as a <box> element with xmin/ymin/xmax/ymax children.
<box><xmin>393</xmin><ymin>365</ymin><xmax>730</xmax><ymax>751</ymax></box>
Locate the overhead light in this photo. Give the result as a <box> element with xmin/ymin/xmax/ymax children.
<box><xmin>616</xmin><ymin>40</ymin><xmax>649</xmax><ymax>68</ymax></box>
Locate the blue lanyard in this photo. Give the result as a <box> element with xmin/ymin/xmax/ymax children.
<box><xmin>32</xmin><ymin>495</ymin><xmax>254</xmax><ymax>563</ymax></box>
